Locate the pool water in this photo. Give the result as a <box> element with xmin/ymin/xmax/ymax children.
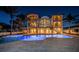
<box><xmin>0</xmin><ymin>34</ymin><xmax>73</xmax><ymax>44</ymax></box>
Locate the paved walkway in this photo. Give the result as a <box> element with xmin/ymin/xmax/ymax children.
<box><xmin>0</xmin><ymin>37</ymin><xmax>79</xmax><ymax>52</ymax></box>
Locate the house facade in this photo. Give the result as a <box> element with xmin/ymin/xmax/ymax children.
<box><xmin>24</xmin><ymin>13</ymin><xmax>63</xmax><ymax>35</ymax></box>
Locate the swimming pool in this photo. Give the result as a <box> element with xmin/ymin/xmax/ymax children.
<box><xmin>0</xmin><ymin>34</ymin><xmax>73</xmax><ymax>44</ymax></box>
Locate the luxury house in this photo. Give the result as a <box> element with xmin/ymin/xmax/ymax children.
<box><xmin>23</xmin><ymin>13</ymin><xmax>63</xmax><ymax>35</ymax></box>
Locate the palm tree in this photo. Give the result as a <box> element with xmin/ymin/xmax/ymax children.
<box><xmin>0</xmin><ymin>6</ymin><xmax>19</xmax><ymax>34</ymax></box>
<box><xmin>12</xmin><ymin>20</ymin><xmax>18</xmax><ymax>31</ymax></box>
<box><xmin>16</xmin><ymin>14</ymin><xmax>25</xmax><ymax>31</ymax></box>
<box><xmin>63</xmin><ymin>13</ymin><xmax>79</xmax><ymax>34</ymax></box>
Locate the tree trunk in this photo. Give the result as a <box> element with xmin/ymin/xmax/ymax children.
<box><xmin>69</xmin><ymin>26</ymin><xmax>71</xmax><ymax>34</ymax></box>
<box><xmin>10</xmin><ymin>14</ymin><xmax>13</xmax><ymax>35</ymax></box>
<box><xmin>69</xmin><ymin>22</ymin><xmax>71</xmax><ymax>34</ymax></box>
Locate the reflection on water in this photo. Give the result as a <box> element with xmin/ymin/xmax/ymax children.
<box><xmin>21</xmin><ymin>34</ymin><xmax>73</xmax><ymax>41</ymax></box>
<box><xmin>0</xmin><ymin>34</ymin><xmax>73</xmax><ymax>43</ymax></box>
<box><xmin>0</xmin><ymin>35</ymin><xmax>22</xmax><ymax>44</ymax></box>
<box><xmin>21</xmin><ymin>35</ymin><xmax>46</xmax><ymax>41</ymax></box>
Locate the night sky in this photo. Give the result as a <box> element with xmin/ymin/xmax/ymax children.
<box><xmin>0</xmin><ymin>6</ymin><xmax>79</xmax><ymax>27</ymax></box>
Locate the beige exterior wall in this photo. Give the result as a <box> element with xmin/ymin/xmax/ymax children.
<box><xmin>52</xmin><ymin>15</ymin><xmax>63</xmax><ymax>34</ymax></box>
<box><xmin>26</xmin><ymin>14</ymin><xmax>63</xmax><ymax>34</ymax></box>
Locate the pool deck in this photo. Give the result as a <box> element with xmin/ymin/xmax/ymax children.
<box><xmin>0</xmin><ymin>37</ymin><xmax>79</xmax><ymax>52</ymax></box>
